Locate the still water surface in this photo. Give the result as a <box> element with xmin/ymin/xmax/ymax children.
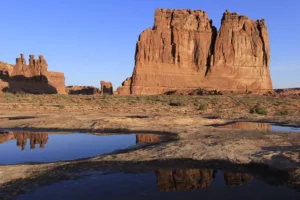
<box><xmin>16</xmin><ymin>169</ymin><xmax>300</xmax><ymax>200</ymax></box>
<box><xmin>0</xmin><ymin>132</ymin><xmax>161</xmax><ymax>164</ymax></box>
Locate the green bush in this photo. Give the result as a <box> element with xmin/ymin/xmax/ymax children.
<box><xmin>250</xmin><ymin>105</ymin><xmax>268</xmax><ymax>115</ymax></box>
<box><xmin>58</xmin><ymin>104</ymin><xmax>65</xmax><ymax>109</ymax></box>
<box><xmin>199</xmin><ymin>104</ymin><xmax>208</xmax><ymax>111</ymax></box>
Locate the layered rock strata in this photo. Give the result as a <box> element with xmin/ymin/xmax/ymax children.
<box><xmin>117</xmin><ymin>9</ymin><xmax>272</xmax><ymax>95</ymax></box>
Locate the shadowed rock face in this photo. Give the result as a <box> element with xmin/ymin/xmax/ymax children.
<box><xmin>0</xmin><ymin>54</ymin><xmax>66</xmax><ymax>94</ymax></box>
<box><xmin>66</xmin><ymin>86</ymin><xmax>100</xmax><ymax>95</ymax></box>
<box><xmin>117</xmin><ymin>9</ymin><xmax>272</xmax><ymax>95</ymax></box>
<box><xmin>155</xmin><ymin>169</ymin><xmax>216</xmax><ymax>192</ymax></box>
<box><xmin>100</xmin><ymin>81</ymin><xmax>113</xmax><ymax>95</ymax></box>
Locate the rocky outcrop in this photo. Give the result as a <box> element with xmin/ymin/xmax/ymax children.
<box><xmin>0</xmin><ymin>54</ymin><xmax>66</xmax><ymax>94</ymax></box>
<box><xmin>155</xmin><ymin>169</ymin><xmax>215</xmax><ymax>191</ymax></box>
<box><xmin>66</xmin><ymin>86</ymin><xmax>100</xmax><ymax>95</ymax></box>
<box><xmin>118</xmin><ymin>9</ymin><xmax>273</xmax><ymax>95</ymax></box>
<box><xmin>206</xmin><ymin>10</ymin><xmax>272</xmax><ymax>91</ymax></box>
<box><xmin>115</xmin><ymin>77</ymin><xmax>132</xmax><ymax>95</ymax></box>
<box><xmin>100</xmin><ymin>81</ymin><xmax>113</xmax><ymax>95</ymax></box>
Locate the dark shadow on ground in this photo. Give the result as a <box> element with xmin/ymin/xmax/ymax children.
<box><xmin>0</xmin><ymin>116</ymin><xmax>38</xmax><ymax>121</ymax></box>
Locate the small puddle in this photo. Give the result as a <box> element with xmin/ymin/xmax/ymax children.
<box><xmin>15</xmin><ymin>168</ymin><xmax>300</xmax><ymax>200</ymax></box>
<box><xmin>0</xmin><ymin>132</ymin><xmax>163</xmax><ymax>164</ymax></box>
<box><xmin>213</xmin><ymin>122</ymin><xmax>300</xmax><ymax>132</ymax></box>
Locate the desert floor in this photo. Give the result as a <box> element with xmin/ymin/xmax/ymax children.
<box><xmin>0</xmin><ymin>93</ymin><xmax>299</xmax><ymax>198</ymax></box>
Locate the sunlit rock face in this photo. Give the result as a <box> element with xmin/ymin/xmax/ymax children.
<box><xmin>118</xmin><ymin>9</ymin><xmax>272</xmax><ymax>95</ymax></box>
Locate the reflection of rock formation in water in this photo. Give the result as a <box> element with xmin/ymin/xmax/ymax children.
<box><xmin>224</xmin><ymin>172</ymin><xmax>253</xmax><ymax>188</ymax></box>
<box><xmin>155</xmin><ymin>169</ymin><xmax>216</xmax><ymax>192</ymax></box>
<box><xmin>0</xmin><ymin>132</ymin><xmax>15</xmax><ymax>144</ymax></box>
<box><xmin>136</xmin><ymin>134</ymin><xmax>161</xmax><ymax>144</ymax></box>
<box><xmin>218</xmin><ymin>122</ymin><xmax>271</xmax><ymax>131</ymax></box>
<box><xmin>0</xmin><ymin>132</ymin><xmax>48</xmax><ymax>150</ymax></box>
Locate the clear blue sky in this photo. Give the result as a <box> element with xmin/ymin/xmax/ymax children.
<box><xmin>0</xmin><ymin>0</ymin><xmax>299</xmax><ymax>89</ymax></box>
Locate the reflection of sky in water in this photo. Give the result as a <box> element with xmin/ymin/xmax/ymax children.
<box><xmin>0</xmin><ymin>133</ymin><xmax>136</xmax><ymax>164</ymax></box>
<box><xmin>271</xmin><ymin>125</ymin><xmax>300</xmax><ymax>133</ymax></box>
<box><xmin>16</xmin><ymin>170</ymin><xmax>300</xmax><ymax>200</ymax></box>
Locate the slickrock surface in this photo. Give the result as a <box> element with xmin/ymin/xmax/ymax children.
<box><xmin>117</xmin><ymin>9</ymin><xmax>272</xmax><ymax>95</ymax></box>
<box><xmin>0</xmin><ymin>54</ymin><xmax>66</xmax><ymax>94</ymax></box>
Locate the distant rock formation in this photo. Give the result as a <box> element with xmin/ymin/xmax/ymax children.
<box><xmin>66</xmin><ymin>85</ymin><xmax>100</xmax><ymax>95</ymax></box>
<box><xmin>0</xmin><ymin>54</ymin><xmax>66</xmax><ymax>94</ymax></box>
<box><xmin>115</xmin><ymin>77</ymin><xmax>132</xmax><ymax>95</ymax></box>
<box><xmin>100</xmin><ymin>81</ymin><xmax>113</xmax><ymax>95</ymax></box>
<box><xmin>155</xmin><ymin>169</ymin><xmax>215</xmax><ymax>192</ymax></box>
<box><xmin>117</xmin><ymin>9</ymin><xmax>273</xmax><ymax>95</ymax></box>
<box><xmin>275</xmin><ymin>88</ymin><xmax>300</xmax><ymax>96</ymax></box>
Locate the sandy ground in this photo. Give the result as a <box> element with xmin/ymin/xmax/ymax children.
<box><xmin>0</xmin><ymin>94</ymin><xmax>299</xmax><ymax>198</ymax></box>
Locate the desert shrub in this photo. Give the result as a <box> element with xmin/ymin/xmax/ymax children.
<box><xmin>276</xmin><ymin>109</ymin><xmax>289</xmax><ymax>116</ymax></box>
<box><xmin>58</xmin><ymin>104</ymin><xmax>65</xmax><ymax>109</ymax></box>
<box><xmin>169</xmin><ymin>99</ymin><xmax>185</xmax><ymax>106</ymax></box>
<box><xmin>198</xmin><ymin>104</ymin><xmax>208</xmax><ymax>111</ymax></box>
<box><xmin>250</xmin><ymin>105</ymin><xmax>268</xmax><ymax>115</ymax></box>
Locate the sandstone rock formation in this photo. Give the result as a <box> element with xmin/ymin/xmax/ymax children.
<box><xmin>100</xmin><ymin>81</ymin><xmax>113</xmax><ymax>95</ymax></box>
<box><xmin>115</xmin><ymin>77</ymin><xmax>132</xmax><ymax>95</ymax></box>
<box><xmin>0</xmin><ymin>54</ymin><xmax>66</xmax><ymax>94</ymax></box>
<box><xmin>206</xmin><ymin>10</ymin><xmax>272</xmax><ymax>91</ymax></box>
<box><xmin>155</xmin><ymin>169</ymin><xmax>215</xmax><ymax>191</ymax></box>
<box><xmin>66</xmin><ymin>85</ymin><xmax>100</xmax><ymax>95</ymax></box>
<box><xmin>117</xmin><ymin>9</ymin><xmax>273</xmax><ymax>95</ymax></box>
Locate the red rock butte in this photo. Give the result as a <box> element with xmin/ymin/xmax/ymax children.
<box><xmin>0</xmin><ymin>54</ymin><xmax>65</xmax><ymax>94</ymax></box>
<box><xmin>116</xmin><ymin>9</ymin><xmax>273</xmax><ymax>95</ymax></box>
